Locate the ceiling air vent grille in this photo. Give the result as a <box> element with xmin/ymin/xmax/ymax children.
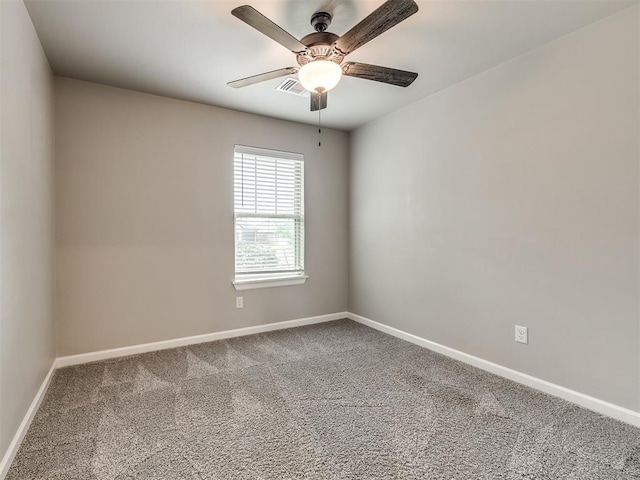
<box><xmin>275</xmin><ymin>77</ymin><xmax>309</xmax><ymax>97</ymax></box>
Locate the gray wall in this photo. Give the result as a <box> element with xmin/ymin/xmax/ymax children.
<box><xmin>349</xmin><ymin>7</ymin><xmax>640</xmax><ymax>410</ymax></box>
<box><xmin>0</xmin><ymin>0</ymin><xmax>55</xmax><ymax>462</ymax></box>
<box><xmin>55</xmin><ymin>78</ymin><xmax>349</xmax><ymax>356</ymax></box>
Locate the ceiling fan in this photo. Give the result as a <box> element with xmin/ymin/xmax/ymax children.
<box><xmin>228</xmin><ymin>0</ymin><xmax>419</xmax><ymax>111</ymax></box>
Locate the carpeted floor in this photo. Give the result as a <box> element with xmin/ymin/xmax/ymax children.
<box><xmin>7</xmin><ymin>319</ymin><xmax>640</xmax><ymax>479</ymax></box>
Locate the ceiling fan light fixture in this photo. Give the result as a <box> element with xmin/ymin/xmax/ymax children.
<box><xmin>298</xmin><ymin>60</ymin><xmax>342</xmax><ymax>93</ymax></box>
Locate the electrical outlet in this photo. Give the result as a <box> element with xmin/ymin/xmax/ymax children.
<box><xmin>515</xmin><ymin>325</ymin><xmax>528</xmax><ymax>344</ymax></box>
<box><xmin>236</xmin><ymin>296</ymin><xmax>243</xmax><ymax>309</ymax></box>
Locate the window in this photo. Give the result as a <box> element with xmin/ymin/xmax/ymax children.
<box><xmin>233</xmin><ymin>145</ymin><xmax>306</xmax><ymax>290</ymax></box>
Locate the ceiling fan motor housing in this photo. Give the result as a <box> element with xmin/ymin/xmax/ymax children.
<box><xmin>297</xmin><ymin>31</ymin><xmax>344</xmax><ymax>66</ymax></box>
<box><xmin>295</xmin><ymin>11</ymin><xmax>344</xmax><ymax>66</ymax></box>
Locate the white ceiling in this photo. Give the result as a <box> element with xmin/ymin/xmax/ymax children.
<box><xmin>25</xmin><ymin>0</ymin><xmax>636</xmax><ymax>131</ymax></box>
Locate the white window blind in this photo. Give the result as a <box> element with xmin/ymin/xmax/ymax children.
<box><xmin>234</xmin><ymin>145</ymin><xmax>304</xmax><ymax>277</ymax></box>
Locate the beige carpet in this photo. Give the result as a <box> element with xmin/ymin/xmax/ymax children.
<box><xmin>7</xmin><ymin>319</ymin><xmax>640</xmax><ymax>479</ymax></box>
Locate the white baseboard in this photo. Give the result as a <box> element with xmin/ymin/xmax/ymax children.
<box><xmin>348</xmin><ymin>312</ymin><xmax>640</xmax><ymax>428</ymax></box>
<box><xmin>4</xmin><ymin>310</ymin><xmax>638</xmax><ymax>480</ymax></box>
<box><xmin>55</xmin><ymin>312</ymin><xmax>348</xmax><ymax>368</ymax></box>
<box><xmin>0</xmin><ymin>362</ymin><xmax>56</xmax><ymax>479</ymax></box>
<box><xmin>1</xmin><ymin>313</ymin><xmax>347</xmax><ymax>477</ymax></box>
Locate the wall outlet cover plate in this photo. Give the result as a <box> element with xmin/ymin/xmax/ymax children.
<box><xmin>515</xmin><ymin>325</ymin><xmax>528</xmax><ymax>344</ymax></box>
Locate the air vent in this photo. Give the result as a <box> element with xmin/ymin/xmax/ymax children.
<box><xmin>275</xmin><ymin>77</ymin><xmax>309</xmax><ymax>97</ymax></box>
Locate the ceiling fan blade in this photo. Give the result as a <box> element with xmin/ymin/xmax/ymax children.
<box><xmin>342</xmin><ymin>62</ymin><xmax>418</xmax><ymax>87</ymax></box>
<box><xmin>310</xmin><ymin>91</ymin><xmax>327</xmax><ymax>111</ymax></box>
<box><xmin>333</xmin><ymin>0</ymin><xmax>418</xmax><ymax>56</ymax></box>
<box><xmin>228</xmin><ymin>67</ymin><xmax>298</xmax><ymax>88</ymax></box>
<box><xmin>232</xmin><ymin>6</ymin><xmax>308</xmax><ymax>54</ymax></box>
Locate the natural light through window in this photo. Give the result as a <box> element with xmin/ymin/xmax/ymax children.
<box><xmin>233</xmin><ymin>145</ymin><xmax>306</xmax><ymax>290</ymax></box>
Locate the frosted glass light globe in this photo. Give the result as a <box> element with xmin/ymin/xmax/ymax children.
<box><xmin>298</xmin><ymin>60</ymin><xmax>342</xmax><ymax>93</ymax></box>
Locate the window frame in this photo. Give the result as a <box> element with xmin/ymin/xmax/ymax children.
<box><xmin>232</xmin><ymin>145</ymin><xmax>307</xmax><ymax>290</ymax></box>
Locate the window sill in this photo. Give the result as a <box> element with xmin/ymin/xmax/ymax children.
<box><xmin>232</xmin><ymin>274</ymin><xmax>308</xmax><ymax>291</ymax></box>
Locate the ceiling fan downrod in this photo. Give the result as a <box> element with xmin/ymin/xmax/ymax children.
<box><xmin>310</xmin><ymin>12</ymin><xmax>332</xmax><ymax>32</ymax></box>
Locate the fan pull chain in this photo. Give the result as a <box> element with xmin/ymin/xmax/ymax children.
<box><xmin>318</xmin><ymin>107</ymin><xmax>322</xmax><ymax>147</ymax></box>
